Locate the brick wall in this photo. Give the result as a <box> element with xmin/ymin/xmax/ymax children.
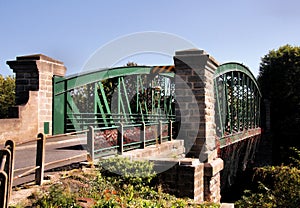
<box><xmin>0</xmin><ymin>54</ymin><xmax>66</xmax><ymax>143</ymax></box>
<box><xmin>204</xmin><ymin>158</ymin><xmax>223</xmax><ymax>202</ymax></box>
<box><xmin>157</xmin><ymin>158</ymin><xmax>204</xmax><ymax>202</ymax></box>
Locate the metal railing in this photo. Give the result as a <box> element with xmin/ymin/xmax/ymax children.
<box><xmin>66</xmin><ymin>113</ymin><xmax>175</xmax><ymax>133</ymax></box>
<box><xmin>87</xmin><ymin>120</ymin><xmax>173</xmax><ymax>162</ymax></box>
<box><xmin>13</xmin><ymin>132</ymin><xmax>87</xmax><ymax>186</ymax></box>
<box><xmin>0</xmin><ymin>140</ymin><xmax>15</xmax><ymax>208</ymax></box>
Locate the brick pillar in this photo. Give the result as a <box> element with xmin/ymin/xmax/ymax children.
<box><xmin>158</xmin><ymin>158</ymin><xmax>204</xmax><ymax>202</ymax></box>
<box><xmin>173</xmin><ymin>49</ymin><xmax>223</xmax><ymax>202</ymax></box>
<box><xmin>7</xmin><ymin>54</ymin><xmax>66</xmax><ymax>135</ymax></box>
<box><xmin>204</xmin><ymin>158</ymin><xmax>223</xmax><ymax>202</ymax></box>
<box><xmin>174</xmin><ymin>49</ymin><xmax>219</xmax><ymax>161</ymax></box>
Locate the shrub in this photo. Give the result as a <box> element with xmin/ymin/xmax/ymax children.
<box><xmin>32</xmin><ymin>184</ymin><xmax>81</xmax><ymax>208</ymax></box>
<box><xmin>236</xmin><ymin>148</ymin><xmax>300</xmax><ymax>208</ymax></box>
<box><xmin>98</xmin><ymin>156</ymin><xmax>156</xmax><ymax>187</ymax></box>
<box><xmin>27</xmin><ymin>157</ymin><xmax>220</xmax><ymax>207</ymax></box>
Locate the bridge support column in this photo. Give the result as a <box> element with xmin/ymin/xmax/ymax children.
<box><xmin>174</xmin><ymin>49</ymin><xmax>223</xmax><ymax>202</ymax></box>
<box><xmin>1</xmin><ymin>54</ymin><xmax>66</xmax><ymax>142</ymax></box>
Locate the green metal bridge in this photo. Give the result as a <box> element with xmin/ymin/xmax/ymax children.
<box><xmin>52</xmin><ymin>62</ymin><xmax>261</xmax><ymax>162</ymax></box>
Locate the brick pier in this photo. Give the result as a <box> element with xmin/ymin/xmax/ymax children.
<box><xmin>174</xmin><ymin>49</ymin><xmax>224</xmax><ymax>202</ymax></box>
<box><xmin>0</xmin><ymin>55</ymin><xmax>66</xmax><ymax>143</ymax></box>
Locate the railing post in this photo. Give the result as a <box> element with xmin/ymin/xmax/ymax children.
<box><xmin>140</xmin><ymin>122</ymin><xmax>146</xmax><ymax>149</ymax></box>
<box><xmin>87</xmin><ymin>126</ymin><xmax>95</xmax><ymax>164</ymax></box>
<box><xmin>168</xmin><ymin>120</ymin><xmax>173</xmax><ymax>141</ymax></box>
<box><xmin>4</xmin><ymin>140</ymin><xmax>15</xmax><ymax>203</ymax></box>
<box><xmin>0</xmin><ymin>171</ymin><xmax>8</xmax><ymax>208</ymax></box>
<box><xmin>0</xmin><ymin>147</ymin><xmax>11</xmax><ymax>207</ymax></box>
<box><xmin>118</xmin><ymin>123</ymin><xmax>124</xmax><ymax>154</ymax></box>
<box><xmin>159</xmin><ymin>121</ymin><xmax>163</xmax><ymax>144</ymax></box>
<box><xmin>35</xmin><ymin>133</ymin><xmax>46</xmax><ymax>185</ymax></box>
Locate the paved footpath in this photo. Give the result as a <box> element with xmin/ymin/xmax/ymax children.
<box><xmin>13</xmin><ymin>134</ymin><xmax>88</xmax><ymax>187</ymax></box>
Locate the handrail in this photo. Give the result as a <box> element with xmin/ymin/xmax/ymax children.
<box><xmin>0</xmin><ymin>140</ymin><xmax>15</xmax><ymax>208</ymax></box>
<box><xmin>13</xmin><ymin>132</ymin><xmax>88</xmax><ymax>187</ymax></box>
<box><xmin>15</xmin><ymin>130</ymin><xmax>88</xmax><ymax>146</ymax></box>
<box><xmin>14</xmin><ymin>166</ymin><xmax>40</xmax><ymax>179</ymax></box>
<box><xmin>87</xmin><ymin>120</ymin><xmax>174</xmax><ymax>162</ymax></box>
<box><xmin>44</xmin><ymin>153</ymin><xmax>86</xmax><ymax>168</ymax></box>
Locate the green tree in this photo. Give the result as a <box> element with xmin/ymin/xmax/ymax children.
<box><xmin>258</xmin><ymin>44</ymin><xmax>300</xmax><ymax>163</ymax></box>
<box><xmin>0</xmin><ymin>75</ymin><xmax>15</xmax><ymax>118</ymax></box>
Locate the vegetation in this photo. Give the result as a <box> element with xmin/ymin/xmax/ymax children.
<box><xmin>258</xmin><ymin>44</ymin><xmax>300</xmax><ymax>162</ymax></box>
<box><xmin>0</xmin><ymin>75</ymin><xmax>15</xmax><ymax>118</ymax></box>
<box><xmin>235</xmin><ymin>45</ymin><xmax>300</xmax><ymax>207</ymax></box>
<box><xmin>235</xmin><ymin>147</ymin><xmax>300</xmax><ymax>207</ymax></box>
<box><xmin>15</xmin><ymin>157</ymin><xmax>219</xmax><ymax>208</ymax></box>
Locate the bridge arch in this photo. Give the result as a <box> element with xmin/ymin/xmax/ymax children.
<box><xmin>53</xmin><ymin>65</ymin><xmax>175</xmax><ymax>134</ymax></box>
<box><xmin>214</xmin><ymin>62</ymin><xmax>262</xmax><ymax>147</ymax></box>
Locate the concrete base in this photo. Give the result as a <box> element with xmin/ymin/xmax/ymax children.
<box><xmin>221</xmin><ymin>203</ymin><xmax>235</xmax><ymax>208</ymax></box>
<box><xmin>122</xmin><ymin>139</ymin><xmax>185</xmax><ymax>159</ymax></box>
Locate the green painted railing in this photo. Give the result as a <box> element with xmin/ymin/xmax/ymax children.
<box><xmin>87</xmin><ymin>120</ymin><xmax>173</xmax><ymax>162</ymax></box>
<box><xmin>214</xmin><ymin>63</ymin><xmax>262</xmax><ymax>147</ymax></box>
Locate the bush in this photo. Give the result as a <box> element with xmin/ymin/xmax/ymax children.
<box><xmin>32</xmin><ymin>184</ymin><xmax>81</xmax><ymax>208</ymax></box>
<box><xmin>98</xmin><ymin>156</ymin><xmax>156</xmax><ymax>187</ymax></box>
<box><xmin>236</xmin><ymin>148</ymin><xmax>300</xmax><ymax>208</ymax></box>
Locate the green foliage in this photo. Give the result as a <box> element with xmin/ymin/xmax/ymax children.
<box><xmin>258</xmin><ymin>44</ymin><xmax>300</xmax><ymax>101</ymax></box>
<box><xmin>0</xmin><ymin>75</ymin><xmax>15</xmax><ymax>118</ymax></box>
<box><xmin>27</xmin><ymin>158</ymin><xmax>220</xmax><ymax>207</ymax></box>
<box><xmin>258</xmin><ymin>45</ymin><xmax>300</xmax><ymax>156</ymax></box>
<box><xmin>290</xmin><ymin>147</ymin><xmax>300</xmax><ymax>168</ymax></box>
<box><xmin>32</xmin><ymin>184</ymin><xmax>81</xmax><ymax>208</ymax></box>
<box><xmin>71</xmin><ymin>84</ymin><xmax>95</xmax><ymax>113</ymax></box>
<box><xmin>98</xmin><ymin>156</ymin><xmax>156</xmax><ymax>181</ymax></box>
<box><xmin>236</xmin><ymin>148</ymin><xmax>300</xmax><ymax>208</ymax></box>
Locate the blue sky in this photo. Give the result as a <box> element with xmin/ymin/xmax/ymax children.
<box><xmin>1</xmin><ymin>0</ymin><xmax>300</xmax><ymax>77</ymax></box>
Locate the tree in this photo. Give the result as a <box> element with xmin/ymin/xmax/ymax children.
<box><xmin>0</xmin><ymin>75</ymin><xmax>15</xmax><ymax>118</ymax></box>
<box><xmin>258</xmin><ymin>44</ymin><xmax>300</xmax><ymax>162</ymax></box>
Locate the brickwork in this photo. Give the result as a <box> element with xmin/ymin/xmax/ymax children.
<box><xmin>173</xmin><ymin>49</ymin><xmax>224</xmax><ymax>202</ymax></box>
<box><xmin>35</xmin><ymin>57</ymin><xmax>66</xmax><ymax>134</ymax></box>
<box><xmin>157</xmin><ymin>158</ymin><xmax>204</xmax><ymax>202</ymax></box>
<box><xmin>204</xmin><ymin>158</ymin><xmax>223</xmax><ymax>202</ymax></box>
<box><xmin>0</xmin><ymin>91</ymin><xmax>39</xmax><ymax>142</ymax></box>
<box><xmin>174</xmin><ymin>49</ymin><xmax>219</xmax><ymax>162</ymax></box>
<box><xmin>0</xmin><ymin>54</ymin><xmax>66</xmax><ymax>143</ymax></box>
<box><xmin>122</xmin><ymin>140</ymin><xmax>185</xmax><ymax>159</ymax></box>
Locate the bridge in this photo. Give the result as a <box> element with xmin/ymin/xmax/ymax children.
<box><xmin>1</xmin><ymin>49</ymin><xmax>261</xmax><ymax>203</ymax></box>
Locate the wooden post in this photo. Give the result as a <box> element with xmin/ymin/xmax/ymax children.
<box><xmin>35</xmin><ymin>133</ymin><xmax>46</xmax><ymax>185</ymax></box>
<box><xmin>87</xmin><ymin>126</ymin><xmax>95</xmax><ymax>164</ymax></box>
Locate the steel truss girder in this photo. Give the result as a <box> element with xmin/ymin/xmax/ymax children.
<box><xmin>53</xmin><ymin>66</ymin><xmax>175</xmax><ymax>134</ymax></box>
<box><xmin>214</xmin><ymin>63</ymin><xmax>262</xmax><ymax>145</ymax></box>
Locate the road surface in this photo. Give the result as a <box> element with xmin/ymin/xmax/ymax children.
<box><xmin>13</xmin><ymin>135</ymin><xmax>88</xmax><ymax>187</ymax></box>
